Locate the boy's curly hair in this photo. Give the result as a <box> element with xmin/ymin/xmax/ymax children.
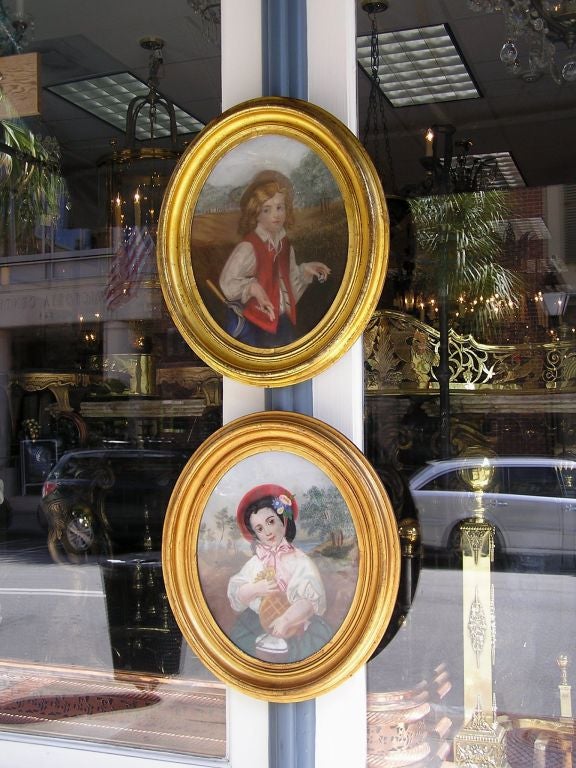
<box><xmin>238</xmin><ymin>170</ymin><xmax>295</xmax><ymax>236</ymax></box>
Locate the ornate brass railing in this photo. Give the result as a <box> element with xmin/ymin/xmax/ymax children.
<box><xmin>364</xmin><ymin>311</ymin><xmax>576</xmax><ymax>393</ymax></box>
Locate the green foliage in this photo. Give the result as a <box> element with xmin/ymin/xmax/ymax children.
<box><xmin>196</xmin><ymin>150</ymin><xmax>340</xmax><ymax>215</ymax></box>
<box><xmin>299</xmin><ymin>485</ymin><xmax>354</xmax><ymax>541</ymax></box>
<box><xmin>1</xmin><ymin>119</ymin><xmax>68</xmax><ymax>253</ymax></box>
<box><xmin>291</xmin><ymin>150</ymin><xmax>340</xmax><ymax>208</ymax></box>
<box><xmin>214</xmin><ymin>506</ymin><xmax>233</xmax><ymax>543</ymax></box>
<box><xmin>409</xmin><ymin>190</ymin><xmax>521</xmax><ymax>332</ymax></box>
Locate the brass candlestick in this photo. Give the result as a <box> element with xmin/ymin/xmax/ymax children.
<box><xmin>453</xmin><ymin>451</ymin><xmax>509</xmax><ymax>768</ymax></box>
<box><xmin>557</xmin><ymin>655</ymin><xmax>573</xmax><ymax>720</ymax></box>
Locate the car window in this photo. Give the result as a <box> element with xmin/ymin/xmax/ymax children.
<box><xmin>559</xmin><ymin>467</ymin><xmax>576</xmax><ymax>499</ymax></box>
<box><xmin>506</xmin><ymin>466</ymin><xmax>561</xmax><ymax>497</ymax></box>
<box><xmin>420</xmin><ymin>467</ymin><xmax>501</xmax><ymax>492</ymax></box>
<box><xmin>49</xmin><ymin>453</ymin><xmax>186</xmax><ymax>483</ymax></box>
<box><xmin>110</xmin><ymin>458</ymin><xmax>184</xmax><ymax>488</ymax></box>
<box><xmin>50</xmin><ymin>455</ymin><xmax>99</xmax><ymax>480</ymax></box>
<box><xmin>420</xmin><ymin>471</ymin><xmax>465</xmax><ymax>491</ymax></box>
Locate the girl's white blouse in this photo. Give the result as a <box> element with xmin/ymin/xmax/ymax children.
<box><xmin>227</xmin><ymin>544</ymin><xmax>327</xmax><ymax>616</ymax></box>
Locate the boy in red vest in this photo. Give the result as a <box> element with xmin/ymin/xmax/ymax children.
<box><xmin>219</xmin><ymin>170</ymin><xmax>331</xmax><ymax>347</ymax></box>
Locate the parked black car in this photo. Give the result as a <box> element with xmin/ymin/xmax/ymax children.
<box><xmin>40</xmin><ymin>449</ymin><xmax>189</xmax><ymax>564</ymax></box>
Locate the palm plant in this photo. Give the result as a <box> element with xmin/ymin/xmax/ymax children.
<box><xmin>408</xmin><ymin>190</ymin><xmax>522</xmax><ymax>459</ymax></box>
<box><xmin>409</xmin><ymin>190</ymin><xmax>521</xmax><ymax>336</ymax></box>
<box><xmin>1</xmin><ymin>119</ymin><xmax>67</xmax><ymax>255</ymax></box>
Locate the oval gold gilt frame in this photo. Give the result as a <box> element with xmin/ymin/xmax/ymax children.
<box><xmin>157</xmin><ymin>96</ymin><xmax>389</xmax><ymax>387</ymax></box>
<box><xmin>162</xmin><ymin>411</ymin><xmax>400</xmax><ymax>702</ymax></box>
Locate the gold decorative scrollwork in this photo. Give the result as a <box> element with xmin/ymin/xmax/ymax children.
<box><xmin>10</xmin><ymin>372</ymin><xmax>90</xmax><ymax>411</ymax></box>
<box><xmin>467</xmin><ymin>587</ymin><xmax>487</xmax><ymax>668</ymax></box>
<box><xmin>365</xmin><ymin>311</ymin><xmax>576</xmax><ymax>393</ymax></box>
<box><xmin>454</xmin><ymin>703</ymin><xmax>508</xmax><ymax>768</ymax></box>
<box><xmin>461</xmin><ymin>520</ymin><xmax>495</xmax><ymax>565</ymax></box>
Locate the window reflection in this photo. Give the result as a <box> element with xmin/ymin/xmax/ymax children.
<box><xmin>365</xmin><ymin>185</ymin><xmax>575</xmax><ymax>768</ymax></box>
<box><xmin>0</xmin><ymin>242</ymin><xmax>225</xmax><ymax>756</ymax></box>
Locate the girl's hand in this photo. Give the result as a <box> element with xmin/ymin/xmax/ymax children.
<box><xmin>248</xmin><ymin>282</ymin><xmax>275</xmax><ymax>321</ymax></box>
<box><xmin>268</xmin><ymin>598</ymin><xmax>314</xmax><ymax>638</ymax></box>
<box><xmin>237</xmin><ymin>578</ymin><xmax>279</xmax><ymax>605</ymax></box>
<box><xmin>269</xmin><ymin>613</ymin><xmax>292</xmax><ymax>638</ymax></box>
<box><xmin>303</xmin><ymin>262</ymin><xmax>331</xmax><ymax>283</ymax></box>
<box><xmin>257</xmin><ymin>578</ymin><xmax>281</xmax><ymax>597</ymax></box>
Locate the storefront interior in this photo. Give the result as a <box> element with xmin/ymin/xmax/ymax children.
<box><xmin>1</xmin><ymin>1</ymin><xmax>575</xmax><ymax>766</ymax></box>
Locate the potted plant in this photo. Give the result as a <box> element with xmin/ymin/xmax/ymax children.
<box><xmin>0</xmin><ymin>118</ymin><xmax>67</xmax><ymax>256</ymax></box>
<box><xmin>408</xmin><ymin>190</ymin><xmax>521</xmax><ymax>457</ymax></box>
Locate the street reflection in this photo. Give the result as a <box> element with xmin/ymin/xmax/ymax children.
<box><xmin>0</xmin><ymin>493</ymin><xmax>225</xmax><ymax>758</ymax></box>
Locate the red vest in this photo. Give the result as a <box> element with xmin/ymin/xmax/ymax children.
<box><xmin>242</xmin><ymin>231</ymin><xmax>297</xmax><ymax>333</ymax></box>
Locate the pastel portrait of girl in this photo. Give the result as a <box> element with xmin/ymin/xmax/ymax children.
<box><xmin>227</xmin><ymin>484</ymin><xmax>332</xmax><ymax>662</ymax></box>
<box><xmin>197</xmin><ymin>463</ymin><xmax>359</xmax><ymax>664</ymax></box>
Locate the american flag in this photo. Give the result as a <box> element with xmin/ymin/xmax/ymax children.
<box><xmin>105</xmin><ymin>227</ymin><xmax>155</xmax><ymax>309</ymax></box>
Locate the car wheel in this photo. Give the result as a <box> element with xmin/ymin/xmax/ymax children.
<box><xmin>446</xmin><ymin>526</ymin><xmax>463</xmax><ymax>569</ymax></box>
<box><xmin>47</xmin><ymin>508</ymin><xmax>112</xmax><ymax>565</ymax></box>
<box><xmin>64</xmin><ymin>509</ymin><xmax>96</xmax><ymax>554</ymax></box>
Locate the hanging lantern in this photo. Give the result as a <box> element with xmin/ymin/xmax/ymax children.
<box><xmin>98</xmin><ymin>37</ymin><xmax>183</xmax><ymax>247</ymax></box>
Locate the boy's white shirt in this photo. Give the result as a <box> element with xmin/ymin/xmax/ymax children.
<box><xmin>219</xmin><ymin>224</ymin><xmax>313</xmax><ymax>310</ymax></box>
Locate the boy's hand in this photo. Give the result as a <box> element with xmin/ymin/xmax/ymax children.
<box><xmin>248</xmin><ymin>282</ymin><xmax>275</xmax><ymax>321</ymax></box>
<box><xmin>303</xmin><ymin>262</ymin><xmax>331</xmax><ymax>283</ymax></box>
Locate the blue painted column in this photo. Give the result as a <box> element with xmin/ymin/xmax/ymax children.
<box><xmin>261</xmin><ymin>2</ymin><xmax>315</xmax><ymax>767</ymax></box>
<box><xmin>263</xmin><ymin>0</ymin><xmax>312</xmax><ymax>418</ymax></box>
<box><xmin>263</xmin><ymin>0</ymin><xmax>307</xmax><ymax>103</ymax></box>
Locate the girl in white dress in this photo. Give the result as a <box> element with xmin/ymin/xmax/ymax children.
<box><xmin>227</xmin><ymin>483</ymin><xmax>332</xmax><ymax>662</ymax></box>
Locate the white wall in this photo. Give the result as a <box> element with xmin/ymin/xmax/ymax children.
<box><xmin>221</xmin><ymin>2</ymin><xmax>367</xmax><ymax>767</ymax></box>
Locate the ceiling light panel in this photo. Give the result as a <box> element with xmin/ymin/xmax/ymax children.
<box><xmin>357</xmin><ymin>24</ymin><xmax>480</xmax><ymax>107</ymax></box>
<box><xmin>47</xmin><ymin>73</ymin><xmax>204</xmax><ymax>139</ymax></box>
<box><xmin>475</xmin><ymin>152</ymin><xmax>525</xmax><ymax>189</ymax></box>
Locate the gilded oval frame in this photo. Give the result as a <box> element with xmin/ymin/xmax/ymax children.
<box><xmin>157</xmin><ymin>96</ymin><xmax>389</xmax><ymax>387</ymax></box>
<box><xmin>162</xmin><ymin>411</ymin><xmax>400</xmax><ymax>702</ymax></box>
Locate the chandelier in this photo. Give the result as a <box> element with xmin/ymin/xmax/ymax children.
<box><xmin>418</xmin><ymin>125</ymin><xmax>503</xmax><ymax>195</ymax></box>
<box><xmin>468</xmin><ymin>0</ymin><xmax>576</xmax><ymax>83</ymax></box>
<box><xmin>186</xmin><ymin>0</ymin><xmax>221</xmax><ymax>46</ymax></box>
<box><xmin>99</xmin><ymin>37</ymin><xmax>182</xmax><ymax>243</ymax></box>
<box><xmin>360</xmin><ymin>0</ymin><xmax>397</xmax><ymax>193</ymax></box>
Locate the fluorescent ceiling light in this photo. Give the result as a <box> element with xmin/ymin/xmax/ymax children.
<box><xmin>47</xmin><ymin>72</ymin><xmax>204</xmax><ymax>139</ymax></box>
<box><xmin>473</xmin><ymin>152</ymin><xmax>525</xmax><ymax>189</ymax></box>
<box><xmin>357</xmin><ymin>24</ymin><xmax>479</xmax><ymax>107</ymax></box>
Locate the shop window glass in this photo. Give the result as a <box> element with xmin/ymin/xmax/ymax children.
<box><xmin>0</xmin><ymin>297</ymin><xmax>226</xmax><ymax>755</ymax></box>
<box><xmin>364</xmin><ymin>185</ymin><xmax>576</xmax><ymax>768</ymax></box>
<box><xmin>0</xmin><ymin>104</ymin><xmax>226</xmax><ymax>763</ymax></box>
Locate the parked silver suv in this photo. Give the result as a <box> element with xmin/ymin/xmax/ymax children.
<box><xmin>409</xmin><ymin>456</ymin><xmax>576</xmax><ymax>571</ymax></box>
